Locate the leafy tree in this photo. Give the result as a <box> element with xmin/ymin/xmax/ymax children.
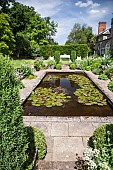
<box><xmin>0</xmin><ymin>55</ymin><xmax>28</xmax><ymax>170</ymax></box>
<box><xmin>9</xmin><ymin>2</ymin><xmax>36</xmax><ymax>35</ymax></box>
<box><xmin>0</xmin><ymin>13</ymin><xmax>15</xmax><ymax>55</ymax></box>
<box><xmin>0</xmin><ymin>0</ymin><xmax>15</xmax><ymax>13</ymax></box>
<box><xmin>66</xmin><ymin>23</ymin><xmax>96</xmax><ymax>53</ymax></box>
<box><xmin>14</xmin><ymin>32</ymin><xmax>31</xmax><ymax>58</ymax></box>
<box><xmin>26</xmin><ymin>13</ymin><xmax>48</xmax><ymax>45</ymax></box>
<box><xmin>44</xmin><ymin>17</ymin><xmax>58</xmax><ymax>44</ymax></box>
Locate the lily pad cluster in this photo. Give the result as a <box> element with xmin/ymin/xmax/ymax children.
<box><xmin>67</xmin><ymin>74</ymin><xmax>91</xmax><ymax>86</ymax></box>
<box><xmin>28</xmin><ymin>87</ymin><xmax>71</xmax><ymax>107</ymax></box>
<box><xmin>43</xmin><ymin>75</ymin><xmax>59</xmax><ymax>82</ymax></box>
<box><xmin>67</xmin><ymin>74</ymin><xmax>107</xmax><ymax>106</ymax></box>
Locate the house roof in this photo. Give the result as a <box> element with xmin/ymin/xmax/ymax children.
<box><xmin>97</xmin><ymin>28</ymin><xmax>111</xmax><ymax>36</ymax></box>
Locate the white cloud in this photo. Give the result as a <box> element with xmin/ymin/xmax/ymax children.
<box><xmin>89</xmin><ymin>9</ymin><xmax>107</xmax><ymax>14</ymax></box>
<box><xmin>17</xmin><ymin>0</ymin><xmax>63</xmax><ymax>17</ymax></box>
<box><xmin>75</xmin><ymin>0</ymin><xmax>100</xmax><ymax>8</ymax></box>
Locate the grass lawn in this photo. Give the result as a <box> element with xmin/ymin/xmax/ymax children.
<box><xmin>12</xmin><ymin>59</ymin><xmax>35</xmax><ymax>69</ymax></box>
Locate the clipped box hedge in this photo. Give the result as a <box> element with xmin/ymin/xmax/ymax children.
<box><xmin>39</xmin><ymin>44</ymin><xmax>89</xmax><ymax>59</ymax></box>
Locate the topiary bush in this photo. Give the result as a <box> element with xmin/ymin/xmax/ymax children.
<box><xmin>93</xmin><ymin>124</ymin><xmax>113</xmax><ymax>150</ymax></box>
<box><xmin>25</xmin><ymin>126</ymin><xmax>47</xmax><ymax>170</ymax></box>
<box><xmin>70</xmin><ymin>63</ymin><xmax>76</xmax><ymax>69</ymax></box>
<box><xmin>54</xmin><ymin>51</ymin><xmax>60</xmax><ymax>64</ymax></box>
<box><xmin>55</xmin><ymin>64</ymin><xmax>62</xmax><ymax>70</ymax></box>
<box><xmin>70</xmin><ymin>50</ymin><xmax>76</xmax><ymax>63</ymax></box>
<box><xmin>26</xmin><ymin>126</ymin><xmax>47</xmax><ymax>160</ymax></box>
<box><xmin>0</xmin><ymin>54</ymin><xmax>28</xmax><ymax>170</ymax></box>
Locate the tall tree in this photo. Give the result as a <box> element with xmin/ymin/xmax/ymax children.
<box><xmin>0</xmin><ymin>0</ymin><xmax>15</xmax><ymax>13</ymax></box>
<box><xmin>66</xmin><ymin>23</ymin><xmax>96</xmax><ymax>53</ymax></box>
<box><xmin>26</xmin><ymin>13</ymin><xmax>48</xmax><ymax>45</ymax></box>
<box><xmin>0</xmin><ymin>13</ymin><xmax>15</xmax><ymax>55</ymax></box>
<box><xmin>66</xmin><ymin>23</ymin><xmax>95</xmax><ymax>44</ymax></box>
<box><xmin>9</xmin><ymin>2</ymin><xmax>36</xmax><ymax>35</ymax></box>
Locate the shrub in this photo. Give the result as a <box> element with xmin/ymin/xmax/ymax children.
<box><xmin>93</xmin><ymin>124</ymin><xmax>113</xmax><ymax>150</ymax></box>
<box><xmin>19</xmin><ymin>64</ymin><xmax>34</xmax><ymax>77</ymax></box>
<box><xmin>92</xmin><ymin>68</ymin><xmax>102</xmax><ymax>75</ymax></box>
<box><xmin>55</xmin><ymin>64</ymin><xmax>62</xmax><ymax>70</ymax></box>
<box><xmin>92</xmin><ymin>124</ymin><xmax>113</xmax><ymax>168</ymax></box>
<box><xmin>26</xmin><ymin>127</ymin><xmax>47</xmax><ymax>160</ymax></box>
<box><xmin>98</xmin><ymin>74</ymin><xmax>108</xmax><ymax>80</ymax></box>
<box><xmin>54</xmin><ymin>51</ymin><xmax>60</xmax><ymax>64</ymax></box>
<box><xmin>17</xmin><ymin>80</ymin><xmax>25</xmax><ymax>89</ymax></box>
<box><xmin>34</xmin><ymin>60</ymin><xmax>43</xmax><ymax>71</ymax></box>
<box><xmin>108</xmin><ymin>79</ymin><xmax>113</xmax><ymax>92</ymax></box>
<box><xmin>25</xmin><ymin>75</ymin><xmax>37</xmax><ymax>80</ymax></box>
<box><xmin>104</xmin><ymin>67</ymin><xmax>113</xmax><ymax>79</ymax></box>
<box><xmin>0</xmin><ymin>55</ymin><xmax>28</xmax><ymax>170</ymax></box>
<box><xmin>70</xmin><ymin>63</ymin><xmax>76</xmax><ymax>69</ymax></box>
<box><xmin>47</xmin><ymin>60</ymin><xmax>56</xmax><ymax>68</ymax></box>
<box><xmin>70</xmin><ymin>50</ymin><xmax>76</xmax><ymax>63</ymax></box>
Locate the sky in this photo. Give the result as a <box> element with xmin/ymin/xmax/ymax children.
<box><xmin>17</xmin><ymin>0</ymin><xmax>113</xmax><ymax>44</ymax></box>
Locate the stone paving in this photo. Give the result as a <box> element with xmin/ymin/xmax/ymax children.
<box><xmin>20</xmin><ymin>69</ymin><xmax>113</xmax><ymax>169</ymax></box>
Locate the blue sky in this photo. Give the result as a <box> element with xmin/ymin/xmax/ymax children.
<box><xmin>17</xmin><ymin>0</ymin><xmax>113</xmax><ymax>44</ymax></box>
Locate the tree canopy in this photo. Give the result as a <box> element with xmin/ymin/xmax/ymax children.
<box><xmin>0</xmin><ymin>13</ymin><xmax>15</xmax><ymax>55</ymax></box>
<box><xmin>0</xmin><ymin>1</ymin><xmax>58</xmax><ymax>58</ymax></box>
<box><xmin>66</xmin><ymin>23</ymin><xmax>96</xmax><ymax>53</ymax></box>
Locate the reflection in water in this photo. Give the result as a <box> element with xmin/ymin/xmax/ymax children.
<box><xmin>23</xmin><ymin>73</ymin><xmax>113</xmax><ymax>116</ymax></box>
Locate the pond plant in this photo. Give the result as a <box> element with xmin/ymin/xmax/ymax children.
<box><xmin>28</xmin><ymin>87</ymin><xmax>71</xmax><ymax>107</ymax></box>
<box><xmin>67</xmin><ymin>74</ymin><xmax>107</xmax><ymax>106</ymax></box>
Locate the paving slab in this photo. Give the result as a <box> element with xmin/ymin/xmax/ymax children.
<box><xmin>69</xmin><ymin>122</ymin><xmax>94</xmax><ymax>137</ymax></box>
<box><xmin>51</xmin><ymin>122</ymin><xmax>68</xmax><ymax>136</ymax></box>
<box><xmin>30</xmin><ymin>122</ymin><xmax>51</xmax><ymax>136</ymax></box>
<box><xmin>53</xmin><ymin>137</ymin><xmax>83</xmax><ymax>161</ymax></box>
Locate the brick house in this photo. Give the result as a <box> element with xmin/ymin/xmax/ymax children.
<box><xmin>95</xmin><ymin>18</ymin><xmax>113</xmax><ymax>56</ymax></box>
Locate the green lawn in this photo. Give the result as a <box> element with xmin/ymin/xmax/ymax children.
<box><xmin>12</xmin><ymin>59</ymin><xmax>35</xmax><ymax>69</ymax></box>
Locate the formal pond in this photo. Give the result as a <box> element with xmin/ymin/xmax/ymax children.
<box><xmin>23</xmin><ymin>72</ymin><xmax>113</xmax><ymax>116</ymax></box>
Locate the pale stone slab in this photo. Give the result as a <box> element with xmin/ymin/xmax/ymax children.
<box><xmin>53</xmin><ymin>137</ymin><xmax>83</xmax><ymax>161</ymax></box>
<box><xmin>30</xmin><ymin>122</ymin><xmax>51</xmax><ymax>136</ymax></box>
<box><xmin>45</xmin><ymin>136</ymin><xmax>54</xmax><ymax>153</ymax></box>
<box><xmin>51</xmin><ymin>122</ymin><xmax>68</xmax><ymax>136</ymax></box>
<box><xmin>80</xmin><ymin>116</ymin><xmax>101</xmax><ymax>122</ymax></box>
<box><xmin>69</xmin><ymin>122</ymin><xmax>94</xmax><ymax>137</ymax></box>
<box><xmin>100</xmin><ymin>117</ymin><xmax>110</xmax><ymax>123</ymax></box>
<box><xmin>82</xmin><ymin>137</ymin><xmax>90</xmax><ymax>148</ymax></box>
<box><xmin>92</xmin><ymin>122</ymin><xmax>107</xmax><ymax>130</ymax></box>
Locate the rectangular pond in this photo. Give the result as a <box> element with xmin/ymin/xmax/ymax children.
<box><xmin>23</xmin><ymin>72</ymin><xmax>113</xmax><ymax>116</ymax></box>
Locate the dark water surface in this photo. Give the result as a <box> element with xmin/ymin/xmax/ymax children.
<box><xmin>23</xmin><ymin>73</ymin><xmax>113</xmax><ymax>116</ymax></box>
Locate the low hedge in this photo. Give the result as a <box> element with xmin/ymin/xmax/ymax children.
<box><xmin>25</xmin><ymin>126</ymin><xmax>47</xmax><ymax>170</ymax></box>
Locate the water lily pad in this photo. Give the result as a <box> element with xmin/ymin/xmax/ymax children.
<box><xmin>28</xmin><ymin>87</ymin><xmax>71</xmax><ymax>108</ymax></box>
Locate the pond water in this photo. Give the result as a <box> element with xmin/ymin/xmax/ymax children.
<box><xmin>23</xmin><ymin>73</ymin><xmax>113</xmax><ymax>116</ymax></box>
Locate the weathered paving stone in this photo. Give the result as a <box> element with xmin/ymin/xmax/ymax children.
<box><xmin>100</xmin><ymin>117</ymin><xmax>110</xmax><ymax>123</ymax></box>
<box><xmin>82</xmin><ymin>137</ymin><xmax>91</xmax><ymax>148</ymax></box>
<box><xmin>69</xmin><ymin>122</ymin><xmax>94</xmax><ymax>137</ymax></box>
<box><xmin>53</xmin><ymin>137</ymin><xmax>83</xmax><ymax>161</ymax></box>
<box><xmin>80</xmin><ymin>116</ymin><xmax>101</xmax><ymax>122</ymax></box>
<box><xmin>51</xmin><ymin>122</ymin><xmax>68</xmax><ymax>136</ymax></box>
<box><xmin>45</xmin><ymin>136</ymin><xmax>54</xmax><ymax>153</ymax></box>
<box><xmin>30</xmin><ymin>122</ymin><xmax>51</xmax><ymax>136</ymax></box>
<box><xmin>92</xmin><ymin>122</ymin><xmax>107</xmax><ymax>129</ymax></box>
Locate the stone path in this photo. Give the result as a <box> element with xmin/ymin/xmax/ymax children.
<box><xmin>24</xmin><ymin>116</ymin><xmax>113</xmax><ymax>169</ymax></box>
<box><xmin>20</xmin><ymin>69</ymin><xmax>113</xmax><ymax>169</ymax></box>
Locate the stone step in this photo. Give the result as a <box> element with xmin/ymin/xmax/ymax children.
<box><xmin>37</xmin><ymin>160</ymin><xmax>77</xmax><ymax>170</ymax></box>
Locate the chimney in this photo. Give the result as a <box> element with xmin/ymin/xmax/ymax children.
<box><xmin>98</xmin><ymin>22</ymin><xmax>106</xmax><ymax>34</ymax></box>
